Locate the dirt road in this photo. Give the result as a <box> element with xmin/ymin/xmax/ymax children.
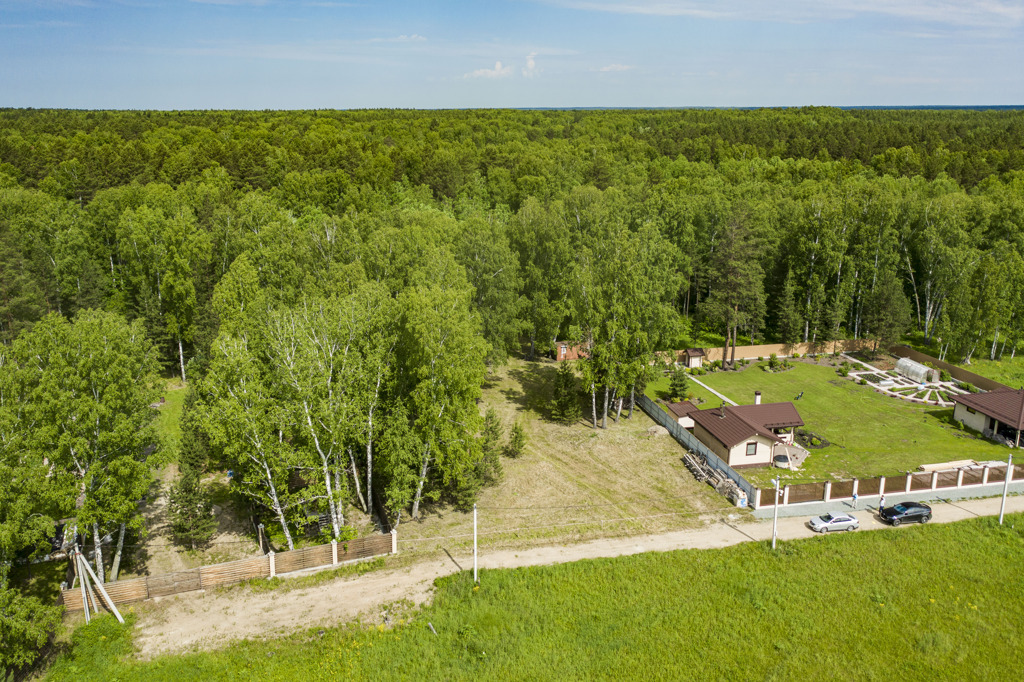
<box><xmin>133</xmin><ymin>494</ymin><xmax>1024</xmax><ymax>658</ymax></box>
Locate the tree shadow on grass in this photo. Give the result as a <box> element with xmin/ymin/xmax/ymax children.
<box><xmin>505</xmin><ymin>364</ymin><xmax>559</xmax><ymax>419</ymax></box>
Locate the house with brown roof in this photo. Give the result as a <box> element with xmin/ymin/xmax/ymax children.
<box><xmin>555</xmin><ymin>340</ymin><xmax>588</xmax><ymax>361</ymax></box>
<box><xmin>690</xmin><ymin>397</ymin><xmax>804</xmax><ymax>468</ymax></box>
<box><xmin>666</xmin><ymin>400</ymin><xmax>700</xmax><ymax>428</ymax></box>
<box><xmin>952</xmin><ymin>388</ymin><xmax>1024</xmax><ymax>446</ymax></box>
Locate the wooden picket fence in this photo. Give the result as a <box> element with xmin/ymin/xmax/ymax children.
<box><xmin>61</xmin><ymin>531</ymin><xmax>396</xmax><ymax>612</ymax></box>
<box><xmin>754</xmin><ymin>464</ymin><xmax>1023</xmax><ymax>509</ymax></box>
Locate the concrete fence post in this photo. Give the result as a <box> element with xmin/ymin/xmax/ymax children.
<box><xmin>905</xmin><ymin>473</ymin><xmax>912</xmax><ymax>493</ymax></box>
<box><xmin>783</xmin><ymin>485</ymin><xmax>791</xmax><ymax>506</ymax></box>
<box><xmin>331</xmin><ymin>540</ymin><xmax>338</xmax><ymax>565</ymax></box>
<box><xmin>1009</xmin><ymin>463</ymin><xmax>1015</xmax><ymax>483</ymax></box>
<box><xmin>823</xmin><ymin>481</ymin><xmax>832</xmax><ymax>502</ymax></box>
<box><xmin>391</xmin><ymin>528</ymin><xmax>398</xmax><ymax>554</ymax></box>
<box><xmin>983</xmin><ymin>466</ymin><xmax>990</xmax><ymax>485</ymax></box>
<box><xmin>957</xmin><ymin>468</ymin><xmax>964</xmax><ymax>488</ymax></box>
<box><xmin>878</xmin><ymin>476</ymin><xmax>885</xmax><ymax>495</ymax></box>
<box><xmin>754</xmin><ymin>488</ymin><xmax>762</xmax><ymax>509</ymax></box>
<box><xmin>269</xmin><ymin>551</ymin><xmax>276</xmax><ymax>578</ymax></box>
<box><xmin>852</xmin><ymin>478</ymin><xmax>860</xmax><ymax>499</ymax></box>
<box><xmin>931</xmin><ymin>471</ymin><xmax>938</xmax><ymax>490</ymax></box>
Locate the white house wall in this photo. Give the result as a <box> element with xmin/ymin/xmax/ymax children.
<box><xmin>954</xmin><ymin>403</ymin><xmax>988</xmax><ymax>432</ymax></box>
<box><xmin>726</xmin><ymin>436</ymin><xmax>774</xmax><ymax>468</ymax></box>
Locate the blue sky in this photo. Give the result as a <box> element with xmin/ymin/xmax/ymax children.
<box><xmin>1</xmin><ymin>1</ymin><xmax>1022</xmax><ymax>108</ymax></box>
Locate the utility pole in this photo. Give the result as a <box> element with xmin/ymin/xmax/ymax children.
<box><xmin>473</xmin><ymin>503</ymin><xmax>478</xmax><ymax>584</ymax></box>
<box><xmin>771</xmin><ymin>477</ymin><xmax>781</xmax><ymax>550</ymax></box>
<box><xmin>999</xmin><ymin>451</ymin><xmax>1013</xmax><ymax>525</ymax></box>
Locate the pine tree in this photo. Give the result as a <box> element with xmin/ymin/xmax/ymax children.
<box><xmin>478</xmin><ymin>408</ymin><xmax>504</xmax><ymax>484</ymax></box>
<box><xmin>168</xmin><ymin>466</ymin><xmax>217</xmax><ymax>550</ymax></box>
<box><xmin>551</xmin><ymin>362</ymin><xmax>582</xmax><ymax>425</ymax></box>
<box><xmin>505</xmin><ymin>422</ymin><xmax>526</xmax><ymax>458</ymax></box>
<box><xmin>668</xmin><ymin>368</ymin><xmax>690</xmax><ymax>402</ymax></box>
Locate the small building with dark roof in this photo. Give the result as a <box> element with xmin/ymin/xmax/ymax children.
<box><xmin>665</xmin><ymin>400</ymin><xmax>700</xmax><ymax>428</ymax></box>
<box><xmin>690</xmin><ymin>401</ymin><xmax>804</xmax><ymax>468</ymax></box>
<box><xmin>682</xmin><ymin>348</ymin><xmax>706</xmax><ymax>369</ymax></box>
<box><xmin>952</xmin><ymin>388</ymin><xmax>1024</xmax><ymax>446</ymax></box>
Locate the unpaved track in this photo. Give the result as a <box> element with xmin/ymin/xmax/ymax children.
<box><xmin>134</xmin><ymin>495</ymin><xmax>1024</xmax><ymax>658</ymax></box>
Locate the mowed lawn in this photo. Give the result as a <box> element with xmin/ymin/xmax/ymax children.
<box><xmin>52</xmin><ymin>514</ymin><xmax>1024</xmax><ymax>681</ymax></box>
<box><xmin>650</xmin><ymin>361</ymin><xmax>1008</xmax><ymax>487</ymax></box>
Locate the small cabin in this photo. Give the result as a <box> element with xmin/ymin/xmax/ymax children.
<box><xmin>681</xmin><ymin>348</ymin><xmax>705</xmax><ymax>369</ymax></box>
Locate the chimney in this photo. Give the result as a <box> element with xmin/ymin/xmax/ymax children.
<box><xmin>755</xmin><ymin>391</ymin><xmax>762</xmax><ymax>405</ymax></box>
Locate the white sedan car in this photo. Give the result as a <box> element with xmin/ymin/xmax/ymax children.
<box><xmin>808</xmin><ymin>512</ymin><xmax>859</xmax><ymax>533</ymax></box>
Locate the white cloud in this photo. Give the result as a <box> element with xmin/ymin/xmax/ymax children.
<box><xmin>522</xmin><ymin>51</ymin><xmax>538</xmax><ymax>77</ymax></box>
<box><xmin>541</xmin><ymin>1</ymin><xmax>1024</xmax><ymax>28</ymax></box>
<box><xmin>599</xmin><ymin>63</ymin><xmax>633</xmax><ymax>71</ymax></box>
<box><xmin>465</xmin><ymin>60</ymin><xmax>514</xmax><ymax>78</ymax></box>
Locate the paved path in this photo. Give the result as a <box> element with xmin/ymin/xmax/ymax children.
<box><xmin>690</xmin><ymin>376</ymin><xmax>736</xmax><ymax>405</ymax></box>
<box><xmin>132</xmin><ymin>493</ymin><xmax>1024</xmax><ymax>658</ymax></box>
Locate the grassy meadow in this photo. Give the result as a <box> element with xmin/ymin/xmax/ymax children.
<box><xmin>647</xmin><ymin>361</ymin><xmax>1008</xmax><ymax>487</ymax></box>
<box><xmin>46</xmin><ymin>513</ymin><xmax>1024</xmax><ymax>681</ymax></box>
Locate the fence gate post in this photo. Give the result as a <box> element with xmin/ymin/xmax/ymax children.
<box><xmin>783</xmin><ymin>485</ymin><xmax>791</xmax><ymax>506</ymax></box>
<box><xmin>877</xmin><ymin>476</ymin><xmax>885</xmax><ymax>496</ymax></box>
<box><xmin>931</xmin><ymin>471</ymin><xmax>938</xmax><ymax>490</ymax></box>
<box><xmin>754</xmin><ymin>488</ymin><xmax>762</xmax><ymax>509</ymax></box>
<box><xmin>957</xmin><ymin>469</ymin><xmax>964</xmax><ymax>488</ymax></box>
<box><xmin>905</xmin><ymin>473</ymin><xmax>913</xmax><ymax>493</ymax></box>
<box><xmin>331</xmin><ymin>540</ymin><xmax>338</xmax><ymax>565</ymax></box>
<box><xmin>852</xmin><ymin>478</ymin><xmax>859</xmax><ymax>499</ymax></box>
<box><xmin>269</xmin><ymin>551</ymin><xmax>276</xmax><ymax>578</ymax></box>
<box><xmin>823</xmin><ymin>481</ymin><xmax>832</xmax><ymax>502</ymax></box>
<box><xmin>391</xmin><ymin>528</ymin><xmax>398</xmax><ymax>555</ymax></box>
<box><xmin>983</xmin><ymin>466</ymin><xmax>990</xmax><ymax>485</ymax></box>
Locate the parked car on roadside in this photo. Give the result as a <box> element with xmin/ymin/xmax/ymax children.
<box><xmin>808</xmin><ymin>512</ymin><xmax>859</xmax><ymax>533</ymax></box>
<box><xmin>879</xmin><ymin>502</ymin><xmax>932</xmax><ymax>526</ymax></box>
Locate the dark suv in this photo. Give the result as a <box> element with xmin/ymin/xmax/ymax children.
<box><xmin>879</xmin><ymin>502</ymin><xmax>932</xmax><ymax>526</ymax></box>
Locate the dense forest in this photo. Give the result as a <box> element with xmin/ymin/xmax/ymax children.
<box><xmin>3</xmin><ymin>107</ymin><xmax>1024</xmax><ymax>670</ymax></box>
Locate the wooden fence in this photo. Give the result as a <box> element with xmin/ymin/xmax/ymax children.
<box><xmin>61</xmin><ymin>531</ymin><xmax>396</xmax><ymax>612</ymax></box>
<box><xmin>661</xmin><ymin>339</ymin><xmax>873</xmax><ymax>365</ymax></box>
<box><xmin>753</xmin><ymin>464</ymin><xmax>1023</xmax><ymax>509</ymax></box>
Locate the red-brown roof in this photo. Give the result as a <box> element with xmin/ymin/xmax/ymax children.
<box><xmin>729</xmin><ymin>402</ymin><xmax>805</xmax><ymax>429</ymax></box>
<box><xmin>690</xmin><ymin>402</ymin><xmax>803</xmax><ymax>449</ymax></box>
<box><xmin>953</xmin><ymin>388</ymin><xmax>1024</xmax><ymax>430</ymax></box>
<box><xmin>684</xmin><ymin>348</ymin><xmax>706</xmax><ymax>357</ymax></box>
<box><xmin>666</xmin><ymin>401</ymin><xmax>700</xmax><ymax>418</ymax></box>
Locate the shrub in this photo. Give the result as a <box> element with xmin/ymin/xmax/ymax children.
<box><xmin>859</xmin><ymin>378</ymin><xmax>868</xmax><ymax>385</ymax></box>
<box><xmin>792</xmin><ymin>352</ymin><xmax>800</xmax><ymax>358</ymax></box>
<box><xmin>810</xmin><ymin>437</ymin><xmax>822</xmax><ymax>446</ymax></box>
<box><xmin>505</xmin><ymin>422</ymin><xmax>526</xmax><ymax>458</ymax></box>
<box><xmin>669</xmin><ymin>368</ymin><xmax>690</xmax><ymax>402</ymax></box>
<box><xmin>768</xmin><ymin>353</ymin><xmax>780</xmax><ymax>371</ymax></box>
<box><xmin>551</xmin><ymin>362</ymin><xmax>581</xmax><ymax>425</ymax></box>
<box><xmin>837</xmin><ymin>366</ymin><xmax>850</xmax><ymax>378</ymax></box>
<box><xmin>757</xmin><ymin>356</ymin><xmax>763</xmax><ymax>362</ymax></box>
<box><xmin>940</xmin><ymin>369</ymin><xmax>952</xmax><ymax>382</ymax></box>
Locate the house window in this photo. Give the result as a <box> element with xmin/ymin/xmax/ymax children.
<box><xmin>745</xmin><ymin>442</ymin><xmax>757</xmax><ymax>457</ymax></box>
<box><xmin>966</xmin><ymin>407</ymin><xmax>976</xmax><ymax>415</ymax></box>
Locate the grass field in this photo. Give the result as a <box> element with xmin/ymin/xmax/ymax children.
<box><xmin>46</xmin><ymin>513</ymin><xmax>1024</xmax><ymax>681</ymax></box>
<box><xmin>395</xmin><ymin>359</ymin><xmax>734</xmax><ymax>555</ymax></box>
<box><xmin>648</xmin><ymin>361</ymin><xmax>1008</xmax><ymax>487</ymax></box>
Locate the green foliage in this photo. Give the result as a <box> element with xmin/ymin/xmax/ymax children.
<box><xmin>477</xmin><ymin>408</ymin><xmax>504</xmax><ymax>485</ymax></box>
<box><xmin>46</xmin><ymin>614</ymin><xmax>136</xmax><ymax>682</ymax></box>
<box><xmin>167</xmin><ymin>466</ymin><xmax>217</xmax><ymax>551</ymax></box>
<box><xmin>551</xmin><ymin>362</ymin><xmax>582</xmax><ymax>425</ymax></box>
<box><xmin>939</xmin><ymin>369</ymin><xmax>952</xmax><ymax>382</ymax></box>
<box><xmin>505</xmin><ymin>422</ymin><xmax>526</xmax><ymax>459</ymax></box>
<box><xmin>0</xmin><ymin>586</ymin><xmax>63</xmax><ymax>671</ymax></box>
<box><xmin>668</xmin><ymin>367</ymin><xmax>690</xmax><ymax>402</ymax></box>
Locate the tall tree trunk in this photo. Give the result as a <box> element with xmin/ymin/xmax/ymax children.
<box><xmin>590</xmin><ymin>383</ymin><xmax>598</xmax><ymax>429</ymax></box>
<box><xmin>991</xmin><ymin>328</ymin><xmax>1000</xmax><ymax>361</ymax></box>
<box><xmin>109</xmin><ymin>523</ymin><xmax>126</xmax><ymax>582</ymax></box>
<box><xmin>349</xmin><ymin>446</ymin><xmax>367</xmax><ymax>513</ymax></box>
<box><xmin>178</xmin><ymin>335</ymin><xmax>187</xmax><ymax>383</ymax></box>
<box><xmin>411</xmin><ymin>444</ymin><xmax>431</xmax><ymax>519</ymax></box>
<box><xmin>601</xmin><ymin>384</ymin><xmax>610</xmax><ymax>429</ymax></box>
<box><xmin>730</xmin><ymin>325</ymin><xmax>737</xmax><ymax>367</ymax></box>
<box><xmin>92</xmin><ymin>523</ymin><xmax>105</xmax><ymax>584</ymax></box>
<box><xmin>615</xmin><ymin>396</ymin><xmax>623</xmax><ymax>422</ymax></box>
<box><xmin>628</xmin><ymin>386</ymin><xmax>635</xmax><ymax>419</ymax></box>
<box><xmin>260</xmin><ymin>459</ymin><xmax>294</xmax><ymax>551</ymax></box>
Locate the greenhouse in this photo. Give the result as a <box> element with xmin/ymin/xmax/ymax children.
<box><xmin>895</xmin><ymin>357</ymin><xmax>938</xmax><ymax>384</ymax></box>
